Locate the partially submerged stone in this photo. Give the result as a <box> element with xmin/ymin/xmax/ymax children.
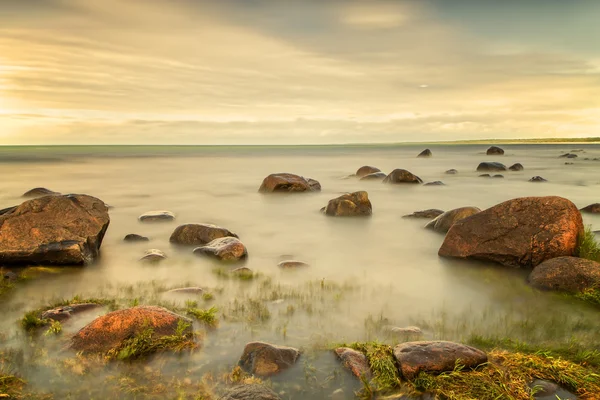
<box><xmin>528</xmin><ymin>256</ymin><xmax>600</xmax><ymax>293</ymax></box>
<box><xmin>424</xmin><ymin>181</ymin><xmax>444</xmax><ymax>186</ymax></box>
<box><xmin>509</xmin><ymin>163</ymin><xmax>524</xmax><ymax>171</ymax></box>
<box><xmin>417</xmin><ymin>149</ymin><xmax>432</xmax><ymax>158</ymax></box>
<box><xmin>138</xmin><ymin>211</ymin><xmax>175</xmax><ymax>222</ymax></box>
<box><xmin>70</xmin><ymin>306</ymin><xmax>192</xmax><ymax>354</ymax></box>
<box><xmin>476</xmin><ymin>162</ymin><xmax>506</xmax><ymax>172</ymax></box>
<box><xmin>559</xmin><ymin>153</ymin><xmax>578</xmax><ymax>159</ymax></box>
<box><xmin>170</xmin><ymin>223</ymin><xmax>238</xmax><ymax>246</ymax></box>
<box><xmin>167</xmin><ymin>287</ymin><xmax>204</xmax><ymax>294</ymax></box>
<box><xmin>258</xmin><ymin>173</ymin><xmax>321</xmax><ymax>193</ymax></box>
<box><xmin>194</xmin><ymin>237</ymin><xmax>248</xmax><ymax>262</ymax></box>
<box><xmin>323</xmin><ymin>191</ymin><xmax>372</xmax><ymax>217</ymax></box>
<box><xmin>388</xmin><ymin>326</ymin><xmax>423</xmax><ymax>335</ymax></box>
<box><xmin>439</xmin><ymin>196</ymin><xmax>584</xmax><ymax>268</ymax></box>
<box><xmin>492</xmin><ymin>174</ymin><xmax>504</xmax><ymax>179</ymax></box>
<box><xmin>486</xmin><ymin>146</ymin><xmax>504</xmax><ymax>155</ymax></box>
<box><xmin>383</xmin><ymin>169</ymin><xmax>423</xmax><ymax>184</ymax></box>
<box><xmin>239</xmin><ymin>341</ymin><xmax>300</xmax><ymax>377</ymax></box>
<box><xmin>445</xmin><ymin>169</ymin><xmax>458</xmax><ymax>174</ymax></box>
<box><xmin>360</xmin><ymin>172</ymin><xmax>387</xmax><ymax>181</ymax></box>
<box><xmin>334</xmin><ymin>347</ymin><xmax>371</xmax><ymax>379</ymax></box>
<box><xmin>529</xmin><ymin>176</ymin><xmax>548</xmax><ymax>182</ymax></box>
<box><xmin>356</xmin><ymin>166</ymin><xmax>381</xmax><ymax>177</ymax></box>
<box><xmin>0</xmin><ymin>194</ymin><xmax>110</xmax><ymax>266</ymax></box>
<box><xmin>393</xmin><ymin>341</ymin><xmax>487</xmax><ymax>380</ymax></box>
<box><xmin>22</xmin><ymin>187</ymin><xmax>60</xmax><ymax>198</ymax></box>
<box><xmin>41</xmin><ymin>303</ymin><xmax>102</xmax><ymax>322</ymax></box>
<box><xmin>580</xmin><ymin>203</ymin><xmax>600</xmax><ymax>213</ymax></box>
<box><xmin>219</xmin><ymin>384</ymin><xmax>281</xmax><ymax>400</ymax></box>
<box><xmin>403</xmin><ymin>209</ymin><xmax>444</xmax><ymax>219</ymax></box>
<box><xmin>139</xmin><ymin>249</ymin><xmax>167</xmax><ymax>263</ymax></box>
<box><xmin>425</xmin><ymin>207</ymin><xmax>481</xmax><ymax>233</ymax></box>
<box><xmin>278</xmin><ymin>260</ymin><xmax>309</xmax><ymax>268</ymax></box>
<box><xmin>123</xmin><ymin>234</ymin><xmax>149</xmax><ymax>242</ymax></box>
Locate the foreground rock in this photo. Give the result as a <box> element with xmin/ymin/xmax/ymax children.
<box><xmin>486</xmin><ymin>146</ymin><xmax>504</xmax><ymax>155</ymax></box>
<box><xmin>393</xmin><ymin>341</ymin><xmax>488</xmax><ymax>380</ymax></box>
<box><xmin>0</xmin><ymin>194</ymin><xmax>110</xmax><ymax>266</ymax></box>
<box><xmin>139</xmin><ymin>249</ymin><xmax>167</xmax><ymax>263</ymax></box>
<box><xmin>528</xmin><ymin>257</ymin><xmax>600</xmax><ymax>293</ymax></box>
<box><xmin>529</xmin><ymin>176</ymin><xmax>547</xmax><ymax>182</ymax></box>
<box><xmin>403</xmin><ymin>209</ymin><xmax>444</xmax><ymax>219</ymax></box>
<box><xmin>581</xmin><ymin>203</ymin><xmax>600</xmax><ymax>213</ymax></box>
<box><xmin>383</xmin><ymin>169</ymin><xmax>423</xmax><ymax>184</ymax></box>
<box><xmin>323</xmin><ymin>191</ymin><xmax>372</xmax><ymax>217</ymax></box>
<box><xmin>425</xmin><ymin>207</ymin><xmax>481</xmax><ymax>233</ymax></box>
<box><xmin>70</xmin><ymin>306</ymin><xmax>192</xmax><ymax>353</ymax></box>
<box><xmin>194</xmin><ymin>237</ymin><xmax>248</xmax><ymax>262</ymax></box>
<box><xmin>258</xmin><ymin>173</ymin><xmax>321</xmax><ymax>193</ymax></box>
<box><xmin>278</xmin><ymin>260</ymin><xmax>309</xmax><ymax>268</ymax></box>
<box><xmin>138</xmin><ymin>211</ymin><xmax>175</xmax><ymax>222</ymax></box>
<box><xmin>417</xmin><ymin>149</ymin><xmax>432</xmax><ymax>158</ymax></box>
<box><xmin>239</xmin><ymin>342</ymin><xmax>300</xmax><ymax>377</ymax></box>
<box><xmin>439</xmin><ymin>196</ymin><xmax>584</xmax><ymax>268</ymax></box>
<box><xmin>356</xmin><ymin>166</ymin><xmax>381</xmax><ymax>177</ymax></box>
<box><xmin>41</xmin><ymin>303</ymin><xmax>102</xmax><ymax>322</ymax></box>
<box><xmin>509</xmin><ymin>163</ymin><xmax>524</xmax><ymax>171</ymax></box>
<box><xmin>360</xmin><ymin>172</ymin><xmax>387</xmax><ymax>181</ymax></box>
<box><xmin>123</xmin><ymin>234</ymin><xmax>149</xmax><ymax>242</ymax></box>
<box><xmin>170</xmin><ymin>224</ymin><xmax>238</xmax><ymax>246</ymax></box>
<box><xmin>22</xmin><ymin>187</ymin><xmax>60</xmax><ymax>198</ymax></box>
<box><xmin>219</xmin><ymin>384</ymin><xmax>281</xmax><ymax>400</ymax></box>
<box><xmin>334</xmin><ymin>347</ymin><xmax>371</xmax><ymax>379</ymax></box>
<box><xmin>476</xmin><ymin>162</ymin><xmax>506</xmax><ymax>172</ymax></box>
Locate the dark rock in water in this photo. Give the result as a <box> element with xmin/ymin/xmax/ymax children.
<box><xmin>219</xmin><ymin>384</ymin><xmax>281</xmax><ymax>400</ymax></box>
<box><xmin>528</xmin><ymin>256</ymin><xmax>600</xmax><ymax>293</ymax></box>
<box><xmin>22</xmin><ymin>187</ymin><xmax>61</xmax><ymax>198</ymax></box>
<box><xmin>479</xmin><ymin>174</ymin><xmax>491</xmax><ymax>178</ymax></box>
<box><xmin>41</xmin><ymin>303</ymin><xmax>102</xmax><ymax>322</ymax></box>
<box><xmin>3</xmin><ymin>270</ymin><xmax>17</xmax><ymax>281</ymax></box>
<box><xmin>445</xmin><ymin>169</ymin><xmax>458</xmax><ymax>174</ymax></box>
<box><xmin>529</xmin><ymin>176</ymin><xmax>547</xmax><ymax>182</ymax></box>
<box><xmin>508</xmin><ymin>163</ymin><xmax>524</xmax><ymax>171</ymax></box>
<box><xmin>139</xmin><ymin>249</ymin><xmax>167</xmax><ymax>263</ymax></box>
<box><xmin>239</xmin><ymin>341</ymin><xmax>300</xmax><ymax>377</ymax></box>
<box><xmin>559</xmin><ymin>153</ymin><xmax>578</xmax><ymax>159</ymax></box>
<box><xmin>383</xmin><ymin>169</ymin><xmax>423</xmax><ymax>184</ymax></box>
<box><xmin>580</xmin><ymin>203</ymin><xmax>600</xmax><ymax>213</ymax></box>
<box><xmin>323</xmin><ymin>191</ymin><xmax>372</xmax><ymax>217</ymax></box>
<box><xmin>194</xmin><ymin>237</ymin><xmax>248</xmax><ymax>262</ymax></box>
<box><xmin>167</xmin><ymin>287</ymin><xmax>204</xmax><ymax>294</ymax></box>
<box><xmin>278</xmin><ymin>260</ymin><xmax>309</xmax><ymax>268</ymax></box>
<box><xmin>123</xmin><ymin>234</ymin><xmax>149</xmax><ymax>242</ymax></box>
<box><xmin>0</xmin><ymin>194</ymin><xmax>109</xmax><ymax>266</ymax></box>
<box><xmin>170</xmin><ymin>224</ymin><xmax>238</xmax><ymax>246</ymax></box>
<box><xmin>571</xmin><ymin>149</ymin><xmax>585</xmax><ymax>153</ymax></box>
<box><xmin>393</xmin><ymin>341</ymin><xmax>487</xmax><ymax>380</ymax></box>
<box><xmin>138</xmin><ymin>211</ymin><xmax>175</xmax><ymax>222</ymax></box>
<box><xmin>439</xmin><ymin>196</ymin><xmax>583</xmax><ymax>268</ymax></box>
<box><xmin>565</xmin><ymin>162</ymin><xmax>574</xmax><ymax>165</ymax></box>
<box><xmin>70</xmin><ymin>306</ymin><xmax>192</xmax><ymax>354</ymax></box>
<box><xmin>356</xmin><ymin>166</ymin><xmax>381</xmax><ymax>177</ymax></box>
<box><xmin>530</xmin><ymin>379</ymin><xmax>560</xmax><ymax>397</ymax></box>
<box><xmin>360</xmin><ymin>172</ymin><xmax>387</xmax><ymax>181</ymax></box>
<box><xmin>424</xmin><ymin>181</ymin><xmax>444</xmax><ymax>186</ymax></box>
<box><xmin>492</xmin><ymin>174</ymin><xmax>504</xmax><ymax>179</ymax></box>
<box><xmin>476</xmin><ymin>162</ymin><xmax>507</xmax><ymax>172</ymax></box>
<box><xmin>417</xmin><ymin>149</ymin><xmax>432</xmax><ymax>158</ymax></box>
<box><xmin>403</xmin><ymin>209</ymin><xmax>444</xmax><ymax>219</ymax></box>
<box><xmin>258</xmin><ymin>173</ymin><xmax>321</xmax><ymax>193</ymax></box>
<box><xmin>425</xmin><ymin>207</ymin><xmax>481</xmax><ymax>233</ymax></box>
<box><xmin>486</xmin><ymin>146</ymin><xmax>504</xmax><ymax>155</ymax></box>
<box><xmin>334</xmin><ymin>347</ymin><xmax>371</xmax><ymax>379</ymax></box>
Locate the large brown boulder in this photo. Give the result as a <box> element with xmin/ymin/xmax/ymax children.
<box><xmin>356</xmin><ymin>166</ymin><xmax>381</xmax><ymax>177</ymax></box>
<box><xmin>383</xmin><ymin>169</ymin><xmax>422</xmax><ymax>184</ymax></box>
<box><xmin>439</xmin><ymin>196</ymin><xmax>584</xmax><ymax>268</ymax></box>
<box><xmin>70</xmin><ymin>306</ymin><xmax>192</xmax><ymax>353</ymax></box>
<box><xmin>323</xmin><ymin>191</ymin><xmax>372</xmax><ymax>217</ymax></box>
<box><xmin>334</xmin><ymin>347</ymin><xmax>371</xmax><ymax>379</ymax></box>
<box><xmin>581</xmin><ymin>203</ymin><xmax>600</xmax><ymax>213</ymax></box>
<box><xmin>425</xmin><ymin>207</ymin><xmax>481</xmax><ymax>233</ymax></box>
<box><xmin>194</xmin><ymin>237</ymin><xmax>248</xmax><ymax>262</ymax></box>
<box><xmin>393</xmin><ymin>341</ymin><xmax>487</xmax><ymax>380</ymax></box>
<box><xmin>258</xmin><ymin>173</ymin><xmax>321</xmax><ymax>193</ymax></box>
<box><xmin>219</xmin><ymin>384</ymin><xmax>281</xmax><ymax>400</ymax></box>
<box><xmin>170</xmin><ymin>224</ymin><xmax>238</xmax><ymax>246</ymax></box>
<box><xmin>528</xmin><ymin>256</ymin><xmax>600</xmax><ymax>293</ymax></box>
<box><xmin>238</xmin><ymin>341</ymin><xmax>300</xmax><ymax>377</ymax></box>
<box><xmin>0</xmin><ymin>194</ymin><xmax>109</xmax><ymax>265</ymax></box>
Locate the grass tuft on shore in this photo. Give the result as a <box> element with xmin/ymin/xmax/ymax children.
<box><xmin>185</xmin><ymin>301</ymin><xmax>219</xmax><ymax>328</ymax></box>
<box><xmin>577</xmin><ymin>226</ymin><xmax>600</xmax><ymax>262</ymax></box>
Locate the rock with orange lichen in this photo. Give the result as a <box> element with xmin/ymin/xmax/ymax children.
<box><xmin>258</xmin><ymin>173</ymin><xmax>321</xmax><ymax>193</ymax></box>
<box><xmin>439</xmin><ymin>196</ymin><xmax>583</xmax><ymax>268</ymax></box>
<box><xmin>0</xmin><ymin>194</ymin><xmax>109</xmax><ymax>266</ymax></box>
<box><xmin>334</xmin><ymin>347</ymin><xmax>371</xmax><ymax>379</ymax></box>
<box><xmin>238</xmin><ymin>342</ymin><xmax>300</xmax><ymax>377</ymax></box>
<box><xmin>70</xmin><ymin>306</ymin><xmax>192</xmax><ymax>354</ymax></box>
<box><xmin>322</xmin><ymin>191</ymin><xmax>372</xmax><ymax>217</ymax></box>
<box><xmin>528</xmin><ymin>256</ymin><xmax>600</xmax><ymax>293</ymax></box>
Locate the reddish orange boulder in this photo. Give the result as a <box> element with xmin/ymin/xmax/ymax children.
<box><xmin>334</xmin><ymin>347</ymin><xmax>371</xmax><ymax>379</ymax></box>
<box><xmin>258</xmin><ymin>173</ymin><xmax>321</xmax><ymax>193</ymax></box>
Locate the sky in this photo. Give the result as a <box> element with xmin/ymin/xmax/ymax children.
<box><xmin>0</xmin><ymin>0</ymin><xmax>599</xmax><ymax>145</ymax></box>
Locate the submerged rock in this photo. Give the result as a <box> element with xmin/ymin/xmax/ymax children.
<box><xmin>383</xmin><ymin>169</ymin><xmax>423</xmax><ymax>184</ymax></box>
<box><xmin>509</xmin><ymin>163</ymin><xmax>524</xmax><ymax>171</ymax></box>
<box><xmin>219</xmin><ymin>384</ymin><xmax>281</xmax><ymax>400</ymax></box>
<box><xmin>559</xmin><ymin>153</ymin><xmax>578</xmax><ymax>159</ymax></box>
<box><xmin>278</xmin><ymin>260</ymin><xmax>309</xmax><ymax>268</ymax></box>
<box><xmin>123</xmin><ymin>234</ymin><xmax>149</xmax><ymax>242</ymax></box>
<box><xmin>476</xmin><ymin>162</ymin><xmax>506</xmax><ymax>172</ymax></box>
<box><xmin>323</xmin><ymin>191</ymin><xmax>372</xmax><ymax>217</ymax></box>
<box><xmin>486</xmin><ymin>146</ymin><xmax>504</xmax><ymax>155</ymax></box>
<box><xmin>356</xmin><ymin>166</ymin><xmax>381</xmax><ymax>177</ymax></box>
<box><xmin>403</xmin><ymin>209</ymin><xmax>444</xmax><ymax>219</ymax></box>
<box><xmin>445</xmin><ymin>169</ymin><xmax>458</xmax><ymax>174</ymax></box>
<box><xmin>239</xmin><ymin>341</ymin><xmax>300</xmax><ymax>377</ymax></box>
<box><xmin>334</xmin><ymin>347</ymin><xmax>371</xmax><ymax>379</ymax></box>
<box><xmin>424</xmin><ymin>181</ymin><xmax>444</xmax><ymax>186</ymax></box>
<box><xmin>138</xmin><ymin>211</ymin><xmax>175</xmax><ymax>222</ymax></box>
<box><xmin>528</xmin><ymin>256</ymin><xmax>600</xmax><ymax>293</ymax></box>
<box><xmin>139</xmin><ymin>249</ymin><xmax>167</xmax><ymax>263</ymax></box>
<box><xmin>169</xmin><ymin>223</ymin><xmax>238</xmax><ymax>246</ymax></box>
<box><xmin>439</xmin><ymin>196</ymin><xmax>584</xmax><ymax>268</ymax></box>
<box><xmin>70</xmin><ymin>306</ymin><xmax>192</xmax><ymax>354</ymax></box>
<box><xmin>3</xmin><ymin>270</ymin><xmax>17</xmax><ymax>281</ymax></box>
<box><xmin>529</xmin><ymin>176</ymin><xmax>548</xmax><ymax>182</ymax></box>
<box><xmin>22</xmin><ymin>187</ymin><xmax>60</xmax><ymax>198</ymax></box>
<box><xmin>580</xmin><ymin>203</ymin><xmax>600</xmax><ymax>213</ymax></box>
<box><xmin>167</xmin><ymin>287</ymin><xmax>204</xmax><ymax>294</ymax></box>
<box><xmin>417</xmin><ymin>149</ymin><xmax>432</xmax><ymax>158</ymax></box>
<box><xmin>360</xmin><ymin>172</ymin><xmax>387</xmax><ymax>181</ymax></box>
<box><xmin>479</xmin><ymin>174</ymin><xmax>491</xmax><ymax>178</ymax></box>
<box><xmin>41</xmin><ymin>303</ymin><xmax>102</xmax><ymax>322</ymax></box>
<box><xmin>425</xmin><ymin>207</ymin><xmax>481</xmax><ymax>233</ymax></box>
<box><xmin>194</xmin><ymin>237</ymin><xmax>248</xmax><ymax>262</ymax></box>
<box><xmin>0</xmin><ymin>194</ymin><xmax>110</xmax><ymax>266</ymax></box>
<box><xmin>492</xmin><ymin>174</ymin><xmax>504</xmax><ymax>179</ymax></box>
<box><xmin>388</xmin><ymin>326</ymin><xmax>423</xmax><ymax>335</ymax></box>
<box><xmin>393</xmin><ymin>341</ymin><xmax>487</xmax><ymax>380</ymax></box>
<box><xmin>258</xmin><ymin>173</ymin><xmax>321</xmax><ymax>193</ymax></box>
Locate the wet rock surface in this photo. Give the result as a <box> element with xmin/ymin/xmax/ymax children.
<box><xmin>439</xmin><ymin>196</ymin><xmax>584</xmax><ymax>268</ymax></box>
<box><xmin>486</xmin><ymin>146</ymin><xmax>504</xmax><ymax>155</ymax></box>
<box><xmin>239</xmin><ymin>341</ymin><xmax>300</xmax><ymax>377</ymax></box>
<box><xmin>170</xmin><ymin>223</ymin><xmax>239</xmax><ymax>246</ymax></box>
<box><xmin>528</xmin><ymin>256</ymin><xmax>600</xmax><ymax>293</ymax></box>
<box><xmin>323</xmin><ymin>191</ymin><xmax>372</xmax><ymax>217</ymax></box>
<box><xmin>334</xmin><ymin>347</ymin><xmax>371</xmax><ymax>379</ymax></box>
<box><xmin>425</xmin><ymin>207</ymin><xmax>481</xmax><ymax>233</ymax></box>
<box><xmin>393</xmin><ymin>341</ymin><xmax>488</xmax><ymax>380</ymax></box>
<box><xmin>138</xmin><ymin>211</ymin><xmax>175</xmax><ymax>222</ymax></box>
<box><xmin>41</xmin><ymin>303</ymin><xmax>102</xmax><ymax>322</ymax></box>
<box><xmin>258</xmin><ymin>173</ymin><xmax>321</xmax><ymax>193</ymax></box>
<box><xmin>509</xmin><ymin>163</ymin><xmax>524</xmax><ymax>171</ymax></box>
<box><xmin>356</xmin><ymin>166</ymin><xmax>381</xmax><ymax>177</ymax></box>
<box><xmin>123</xmin><ymin>234</ymin><xmax>149</xmax><ymax>242</ymax></box>
<box><xmin>383</xmin><ymin>169</ymin><xmax>423</xmax><ymax>184</ymax></box>
<box><xmin>278</xmin><ymin>260</ymin><xmax>309</xmax><ymax>268</ymax></box>
<box><xmin>360</xmin><ymin>172</ymin><xmax>387</xmax><ymax>181</ymax></box>
<box><xmin>0</xmin><ymin>194</ymin><xmax>110</xmax><ymax>266</ymax></box>
<box><xmin>194</xmin><ymin>237</ymin><xmax>248</xmax><ymax>262</ymax></box>
<box><xmin>139</xmin><ymin>249</ymin><xmax>167</xmax><ymax>263</ymax></box>
<box><xmin>219</xmin><ymin>384</ymin><xmax>281</xmax><ymax>400</ymax></box>
<box><xmin>403</xmin><ymin>209</ymin><xmax>444</xmax><ymax>219</ymax></box>
<box><xmin>445</xmin><ymin>169</ymin><xmax>458</xmax><ymax>174</ymax></box>
<box><xmin>529</xmin><ymin>176</ymin><xmax>548</xmax><ymax>182</ymax></box>
<box><xmin>476</xmin><ymin>162</ymin><xmax>507</xmax><ymax>172</ymax></box>
<box><xmin>424</xmin><ymin>181</ymin><xmax>444</xmax><ymax>186</ymax></box>
<box><xmin>417</xmin><ymin>149</ymin><xmax>432</xmax><ymax>158</ymax></box>
<box><xmin>559</xmin><ymin>153</ymin><xmax>578</xmax><ymax>159</ymax></box>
